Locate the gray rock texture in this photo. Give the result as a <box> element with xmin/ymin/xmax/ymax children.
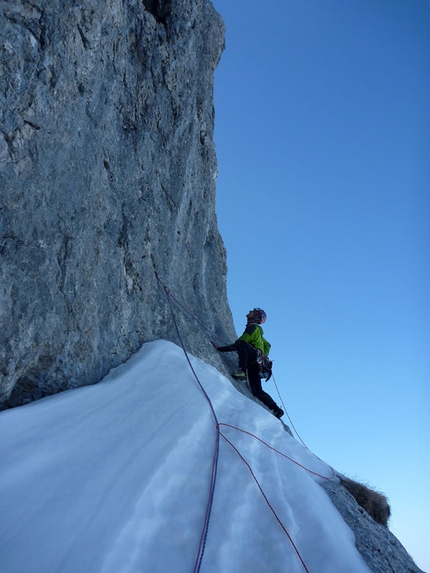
<box><xmin>0</xmin><ymin>0</ymin><xmax>237</xmax><ymax>408</ymax></box>
<box><xmin>322</xmin><ymin>480</ymin><xmax>425</xmax><ymax>573</ymax></box>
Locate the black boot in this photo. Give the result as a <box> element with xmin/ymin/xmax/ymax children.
<box><xmin>273</xmin><ymin>406</ymin><xmax>284</xmax><ymax>419</ymax></box>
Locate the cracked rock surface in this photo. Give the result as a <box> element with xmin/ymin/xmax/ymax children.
<box><xmin>0</xmin><ymin>0</ymin><xmax>236</xmax><ymax>407</ymax></box>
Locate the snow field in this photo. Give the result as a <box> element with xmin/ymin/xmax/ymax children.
<box><xmin>0</xmin><ymin>340</ymin><xmax>371</xmax><ymax>573</ymax></box>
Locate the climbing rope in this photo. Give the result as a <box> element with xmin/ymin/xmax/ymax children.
<box><xmin>219</xmin><ymin>431</ymin><xmax>310</xmax><ymax>573</ymax></box>
<box><xmin>156</xmin><ymin>272</ymin><xmax>229</xmax><ymax>346</ymax></box>
<box><xmin>155</xmin><ymin>273</ymin><xmax>333</xmax><ymax>572</ymax></box>
<box><xmin>157</xmin><ymin>273</ymin><xmax>313</xmax><ymax>451</ymax></box>
<box><xmin>159</xmin><ymin>280</ymin><xmax>220</xmax><ymax>573</ymax></box>
<box><xmin>271</xmin><ymin>373</ymin><xmax>310</xmax><ymax>450</ymax></box>
<box><xmin>218</xmin><ymin>423</ymin><xmax>335</xmax><ymax>481</ymax></box>
<box><xmin>216</xmin><ymin>422</ymin><xmax>337</xmax><ymax>573</ymax></box>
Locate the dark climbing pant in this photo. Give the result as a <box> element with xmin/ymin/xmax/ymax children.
<box><xmin>233</xmin><ymin>340</ymin><xmax>278</xmax><ymax>412</ymax></box>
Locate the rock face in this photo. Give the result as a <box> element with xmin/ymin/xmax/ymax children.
<box><xmin>0</xmin><ymin>0</ymin><xmax>237</xmax><ymax>408</ymax></box>
<box><xmin>322</xmin><ymin>481</ymin><xmax>425</xmax><ymax>573</ymax></box>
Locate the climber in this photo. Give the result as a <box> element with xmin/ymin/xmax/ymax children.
<box><xmin>212</xmin><ymin>308</ymin><xmax>284</xmax><ymax>419</ymax></box>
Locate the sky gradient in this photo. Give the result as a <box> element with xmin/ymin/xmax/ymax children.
<box><xmin>211</xmin><ymin>0</ymin><xmax>430</xmax><ymax>569</ymax></box>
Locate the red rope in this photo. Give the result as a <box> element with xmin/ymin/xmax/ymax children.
<box><xmin>220</xmin><ymin>431</ymin><xmax>310</xmax><ymax>573</ymax></box>
<box><xmin>218</xmin><ymin>423</ymin><xmax>335</xmax><ymax>481</ymax></box>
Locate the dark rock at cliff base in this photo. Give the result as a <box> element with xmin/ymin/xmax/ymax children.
<box><xmin>322</xmin><ymin>480</ymin><xmax>425</xmax><ymax>573</ymax></box>
<box><xmin>0</xmin><ymin>0</ymin><xmax>236</xmax><ymax>408</ymax></box>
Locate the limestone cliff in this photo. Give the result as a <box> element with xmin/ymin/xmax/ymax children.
<box><xmin>0</xmin><ymin>0</ymin><xmax>236</xmax><ymax>408</ymax></box>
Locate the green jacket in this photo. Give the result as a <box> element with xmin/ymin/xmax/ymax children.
<box><xmin>238</xmin><ymin>324</ymin><xmax>271</xmax><ymax>356</ymax></box>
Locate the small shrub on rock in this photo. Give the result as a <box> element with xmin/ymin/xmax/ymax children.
<box><xmin>340</xmin><ymin>477</ymin><xmax>391</xmax><ymax>526</ymax></box>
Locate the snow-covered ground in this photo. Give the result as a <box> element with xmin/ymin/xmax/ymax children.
<box><xmin>0</xmin><ymin>340</ymin><xmax>371</xmax><ymax>573</ymax></box>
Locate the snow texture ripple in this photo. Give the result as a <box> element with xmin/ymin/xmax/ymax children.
<box><xmin>0</xmin><ymin>340</ymin><xmax>372</xmax><ymax>573</ymax></box>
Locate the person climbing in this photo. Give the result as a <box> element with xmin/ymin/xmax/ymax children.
<box><xmin>212</xmin><ymin>308</ymin><xmax>284</xmax><ymax>419</ymax></box>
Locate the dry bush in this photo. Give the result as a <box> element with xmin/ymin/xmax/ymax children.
<box><xmin>340</xmin><ymin>476</ymin><xmax>391</xmax><ymax>526</ymax></box>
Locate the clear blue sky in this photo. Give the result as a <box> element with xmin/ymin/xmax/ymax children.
<box><xmin>211</xmin><ymin>0</ymin><xmax>430</xmax><ymax>569</ymax></box>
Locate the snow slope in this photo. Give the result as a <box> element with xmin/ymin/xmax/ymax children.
<box><xmin>0</xmin><ymin>340</ymin><xmax>371</xmax><ymax>573</ymax></box>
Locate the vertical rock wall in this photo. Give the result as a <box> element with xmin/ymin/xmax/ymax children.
<box><xmin>0</xmin><ymin>0</ymin><xmax>237</xmax><ymax>408</ymax></box>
